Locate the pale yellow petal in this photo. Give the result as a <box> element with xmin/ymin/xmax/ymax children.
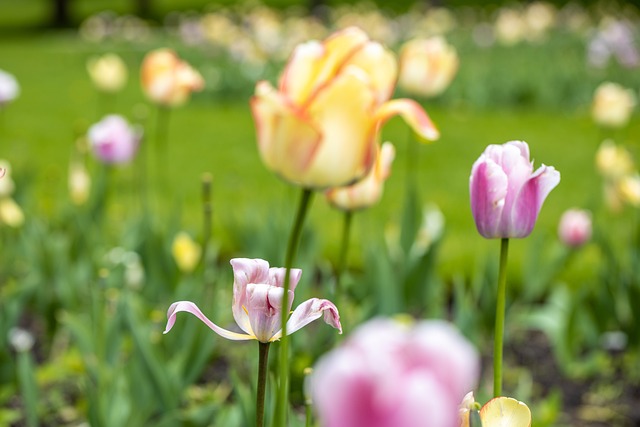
<box><xmin>346</xmin><ymin>41</ymin><xmax>397</xmax><ymax>104</ymax></box>
<box><xmin>480</xmin><ymin>397</ymin><xmax>531</xmax><ymax>427</ymax></box>
<box><xmin>374</xmin><ymin>99</ymin><xmax>440</xmax><ymax>142</ymax></box>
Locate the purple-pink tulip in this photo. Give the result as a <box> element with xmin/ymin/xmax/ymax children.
<box><xmin>558</xmin><ymin>208</ymin><xmax>592</xmax><ymax>248</ymax></box>
<box><xmin>311</xmin><ymin>318</ymin><xmax>479</xmax><ymax>427</ymax></box>
<box><xmin>470</xmin><ymin>140</ymin><xmax>560</xmax><ymax>239</ymax></box>
<box><xmin>87</xmin><ymin>115</ymin><xmax>141</xmax><ymax>165</ymax></box>
<box><xmin>164</xmin><ymin>258</ymin><xmax>341</xmax><ymax>343</ymax></box>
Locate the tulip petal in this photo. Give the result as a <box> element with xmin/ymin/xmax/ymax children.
<box><xmin>347</xmin><ymin>41</ymin><xmax>398</xmax><ymax>103</ymax></box>
<box><xmin>480</xmin><ymin>397</ymin><xmax>531</xmax><ymax>427</ymax></box>
<box><xmin>470</xmin><ymin>158</ymin><xmax>509</xmax><ymax>238</ymax></box>
<box><xmin>246</xmin><ymin>284</ymin><xmax>295</xmax><ymax>342</ymax></box>
<box><xmin>251</xmin><ymin>81</ymin><xmax>322</xmax><ymax>181</ymax></box>
<box><xmin>164</xmin><ymin>301</ymin><xmax>254</xmax><ymax>341</ymax></box>
<box><xmin>230</xmin><ymin>258</ymin><xmax>271</xmax><ymax>334</ymax></box>
<box><xmin>510</xmin><ymin>164</ymin><xmax>560</xmax><ymax>237</ymax></box>
<box><xmin>374</xmin><ymin>99</ymin><xmax>440</xmax><ymax>142</ymax></box>
<box><xmin>268</xmin><ymin>267</ymin><xmax>302</xmax><ymax>292</ymax></box>
<box><xmin>272</xmin><ymin>298</ymin><xmax>342</xmax><ymax>341</ymax></box>
<box><xmin>302</xmin><ymin>67</ymin><xmax>377</xmax><ymax>188</ymax></box>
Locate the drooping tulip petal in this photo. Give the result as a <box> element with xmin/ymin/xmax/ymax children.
<box><xmin>480</xmin><ymin>397</ymin><xmax>531</xmax><ymax>427</ymax></box>
<box><xmin>164</xmin><ymin>301</ymin><xmax>254</xmax><ymax>341</ymax></box>
<box><xmin>274</xmin><ymin>298</ymin><xmax>342</xmax><ymax>340</ymax></box>
<box><xmin>268</xmin><ymin>266</ymin><xmax>302</xmax><ymax>291</ymax></box>
<box><xmin>374</xmin><ymin>99</ymin><xmax>440</xmax><ymax>142</ymax></box>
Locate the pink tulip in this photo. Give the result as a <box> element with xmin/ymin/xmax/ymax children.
<box><xmin>87</xmin><ymin>115</ymin><xmax>141</xmax><ymax>165</ymax></box>
<box><xmin>251</xmin><ymin>26</ymin><xmax>439</xmax><ymax>189</ymax></box>
<box><xmin>311</xmin><ymin>318</ymin><xmax>479</xmax><ymax>427</ymax></box>
<box><xmin>470</xmin><ymin>141</ymin><xmax>560</xmax><ymax>239</ymax></box>
<box><xmin>164</xmin><ymin>258</ymin><xmax>341</xmax><ymax>343</ymax></box>
<box><xmin>557</xmin><ymin>209</ymin><xmax>592</xmax><ymax>247</ymax></box>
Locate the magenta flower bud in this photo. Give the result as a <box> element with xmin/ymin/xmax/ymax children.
<box><xmin>470</xmin><ymin>141</ymin><xmax>560</xmax><ymax>239</ymax></box>
<box><xmin>87</xmin><ymin>115</ymin><xmax>142</xmax><ymax>165</ymax></box>
<box><xmin>558</xmin><ymin>209</ymin><xmax>592</xmax><ymax>248</ymax></box>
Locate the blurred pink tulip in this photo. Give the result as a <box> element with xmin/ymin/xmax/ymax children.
<box><xmin>470</xmin><ymin>141</ymin><xmax>560</xmax><ymax>239</ymax></box>
<box><xmin>558</xmin><ymin>209</ymin><xmax>592</xmax><ymax>247</ymax></box>
<box><xmin>251</xmin><ymin>26</ymin><xmax>439</xmax><ymax>189</ymax></box>
<box><xmin>311</xmin><ymin>317</ymin><xmax>479</xmax><ymax>427</ymax></box>
<box><xmin>87</xmin><ymin>115</ymin><xmax>141</xmax><ymax>165</ymax></box>
<box><xmin>325</xmin><ymin>142</ymin><xmax>395</xmax><ymax>211</ymax></box>
<box><xmin>164</xmin><ymin>258</ymin><xmax>341</xmax><ymax>343</ymax></box>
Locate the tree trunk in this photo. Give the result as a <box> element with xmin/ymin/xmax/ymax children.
<box><xmin>51</xmin><ymin>0</ymin><xmax>71</xmax><ymax>28</ymax></box>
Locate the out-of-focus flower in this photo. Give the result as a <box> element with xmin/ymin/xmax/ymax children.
<box><xmin>470</xmin><ymin>140</ymin><xmax>560</xmax><ymax>239</ymax></box>
<box><xmin>410</xmin><ymin>203</ymin><xmax>445</xmax><ymax>258</ymax></box>
<box><xmin>311</xmin><ymin>317</ymin><xmax>479</xmax><ymax>427</ymax></box>
<box><xmin>596</xmin><ymin>139</ymin><xmax>635</xmax><ymax>180</ymax></box>
<box><xmin>251</xmin><ymin>26</ymin><xmax>439</xmax><ymax>189</ymax></box>
<box><xmin>0</xmin><ymin>160</ymin><xmax>15</xmax><ymax>197</ymax></box>
<box><xmin>69</xmin><ymin>158</ymin><xmax>91</xmax><ymax>205</ymax></box>
<box><xmin>398</xmin><ymin>36</ymin><xmax>459</xmax><ymax>98</ymax></box>
<box><xmin>123</xmin><ymin>251</ymin><xmax>145</xmax><ymax>289</ymax></box>
<box><xmin>588</xmin><ymin>18</ymin><xmax>640</xmax><ymax>69</ymax></box>
<box><xmin>325</xmin><ymin>142</ymin><xmax>395</xmax><ymax>211</ymax></box>
<box><xmin>172</xmin><ymin>232</ymin><xmax>202</xmax><ymax>273</ymax></box>
<box><xmin>591</xmin><ymin>82</ymin><xmax>636</xmax><ymax>128</ymax></box>
<box><xmin>0</xmin><ymin>197</ymin><xmax>24</xmax><ymax>228</ymax></box>
<box><xmin>619</xmin><ymin>174</ymin><xmax>640</xmax><ymax>207</ymax></box>
<box><xmin>141</xmin><ymin>48</ymin><xmax>204</xmax><ymax>107</ymax></box>
<box><xmin>8</xmin><ymin>328</ymin><xmax>35</xmax><ymax>353</ymax></box>
<box><xmin>460</xmin><ymin>393</ymin><xmax>532</xmax><ymax>427</ymax></box>
<box><xmin>164</xmin><ymin>258</ymin><xmax>341</xmax><ymax>343</ymax></box>
<box><xmin>523</xmin><ymin>2</ymin><xmax>557</xmax><ymax>42</ymax></box>
<box><xmin>494</xmin><ymin>9</ymin><xmax>526</xmax><ymax>46</ymax></box>
<box><xmin>0</xmin><ymin>69</ymin><xmax>19</xmax><ymax>106</ymax></box>
<box><xmin>558</xmin><ymin>208</ymin><xmax>592</xmax><ymax>247</ymax></box>
<box><xmin>87</xmin><ymin>115</ymin><xmax>141</xmax><ymax>165</ymax></box>
<box><xmin>87</xmin><ymin>53</ymin><xmax>128</xmax><ymax>93</ymax></box>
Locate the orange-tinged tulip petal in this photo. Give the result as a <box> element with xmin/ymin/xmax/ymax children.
<box><xmin>251</xmin><ymin>81</ymin><xmax>322</xmax><ymax>181</ymax></box>
<box><xmin>303</xmin><ymin>67</ymin><xmax>377</xmax><ymax>187</ymax></box>
<box><xmin>480</xmin><ymin>397</ymin><xmax>531</xmax><ymax>427</ymax></box>
<box><xmin>375</xmin><ymin>98</ymin><xmax>440</xmax><ymax>142</ymax></box>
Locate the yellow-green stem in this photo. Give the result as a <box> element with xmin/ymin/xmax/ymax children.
<box><xmin>334</xmin><ymin>210</ymin><xmax>353</xmax><ymax>303</ymax></box>
<box><xmin>275</xmin><ymin>188</ymin><xmax>314</xmax><ymax>426</ymax></box>
<box><xmin>493</xmin><ymin>237</ymin><xmax>509</xmax><ymax>397</ymax></box>
<box><xmin>256</xmin><ymin>342</ymin><xmax>270</xmax><ymax>427</ymax></box>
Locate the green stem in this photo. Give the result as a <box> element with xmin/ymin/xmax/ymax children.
<box><xmin>334</xmin><ymin>210</ymin><xmax>353</xmax><ymax>302</ymax></box>
<box><xmin>493</xmin><ymin>238</ymin><xmax>509</xmax><ymax>397</ymax></box>
<box><xmin>257</xmin><ymin>342</ymin><xmax>271</xmax><ymax>427</ymax></box>
<box><xmin>201</xmin><ymin>173</ymin><xmax>213</xmax><ymax>267</ymax></box>
<box><xmin>155</xmin><ymin>106</ymin><xmax>171</xmax><ymax>198</ymax></box>
<box><xmin>275</xmin><ymin>188</ymin><xmax>314</xmax><ymax>427</ymax></box>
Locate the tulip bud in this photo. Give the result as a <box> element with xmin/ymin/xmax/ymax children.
<box><xmin>558</xmin><ymin>209</ymin><xmax>592</xmax><ymax>247</ymax></box>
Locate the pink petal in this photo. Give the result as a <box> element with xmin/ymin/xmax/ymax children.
<box><xmin>230</xmin><ymin>258</ymin><xmax>271</xmax><ymax>334</ymax></box>
<box><xmin>273</xmin><ymin>298</ymin><xmax>342</xmax><ymax>340</ymax></box>
<box><xmin>510</xmin><ymin>164</ymin><xmax>561</xmax><ymax>238</ymax></box>
<box><xmin>163</xmin><ymin>301</ymin><xmax>254</xmax><ymax>341</ymax></box>
<box><xmin>268</xmin><ymin>267</ymin><xmax>302</xmax><ymax>292</ymax></box>
<box><xmin>470</xmin><ymin>158</ymin><xmax>509</xmax><ymax>238</ymax></box>
<box><xmin>246</xmin><ymin>284</ymin><xmax>293</xmax><ymax>342</ymax></box>
<box><xmin>374</xmin><ymin>99</ymin><xmax>440</xmax><ymax>142</ymax></box>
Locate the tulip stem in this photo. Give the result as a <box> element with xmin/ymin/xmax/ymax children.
<box><xmin>493</xmin><ymin>237</ymin><xmax>509</xmax><ymax>397</ymax></box>
<box><xmin>335</xmin><ymin>210</ymin><xmax>353</xmax><ymax>303</ymax></box>
<box><xmin>257</xmin><ymin>342</ymin><xmax>270</xmax><ymax>427</ymax></box>
<box><xmin>276</xmin><ymin>188</ymin><xmax>314</xmax><ymax>427</ymax></box>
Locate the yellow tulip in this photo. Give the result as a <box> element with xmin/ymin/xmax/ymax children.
<box><xmin>251</xmin><ymin>27</ymin><xmax>439</xmax><ymax>189</ymax></box>
<box><xmin>141</xmin><ymin>48</ymin><xmax>204</xmax><ymax>107</ymax></box>
<box><xmin>460</xmin><ymin>394</ymin><xmax>531</xmax><ymax>427</ymax></box>
<box><xmin>172</xmin><ymin>232</ymin><xmax>202</xmax><ymax>273</ymax></box>
<box><xmin>592</xmin><ymin>82</ymin><xmax>636</xmax><ymax>128</ymax></box>
<box><xmin>87</xmin><ymin>53</ymin><xmax>128</xmax><ymax>93</ymax></box>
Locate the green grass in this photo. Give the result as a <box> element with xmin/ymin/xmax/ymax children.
<box><xmin>1</xmin><ymin>30</ymin><xmax>638</xmax><ymax>280</ymax></box>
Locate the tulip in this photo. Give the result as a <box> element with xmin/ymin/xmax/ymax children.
<box><xmin>171</xmin><ymin>232</ymin><xmax>202</xmax><ymax>273</ymax></box>
<box><xmin>0</xmin><ymin>160</ymin><xmax>15</xmax><ymax>197</ymax></box>
<box><xmin>591</xmin><ymin>82</ymin><xmax>636</xmax><ymax>128</ymax></box>
<box><xmin>141</xmin><ymin>48</ymin><xmax>204</xmax><ymax>107</ymax></box>
<box><xmin>164</xmin><ymin>258</ymin><xmax>341</xmax><ymax>343</ymax></box>
<box><xmin>398</xmin><ymin>36</ymin><xmax>459</xmax><ymax>98</ymax></box>
<box><xmin>0</xmin><ymin>69</ymin><xmax>19</xmax><ymax>106</ymax></box>
<box><xmin>251</xmin><ymin>26</ymin><xmax>439</xmax><ymax>189</ymax></box>
<box><xmin>325</xmin><ymin>142</ymin><xmax>395</xmax><ymax>211</ymax></box>
<box><xmin>311</xmin><ymin>317</ymin><xmax>479</xmax><ymax>427</ymax></box>
<box><xmin>0</xmin><ymin>197</ymin><xmax>24</xmax><ymax>228</ymax></box>
<box><xmin>470</xmin><ymin>140</ymin><xmax>560</xmax><ymax>239</ymax></box>
<box><xmin>619</xmin><ymin>174</ymin><xmax>640</xmax><ymax>207</ymax></box>
<box><xmin>595</xmin><ymin>139</ymin><xmax>634</xmax><ymax>180</ymax></box>
<box><xmin>87</xmin><ymin>53</ymin><xmax>128</xmax><ymax>93</ymax></box>
<box><xmin>460</xmin><ymin>393</ymin><xmax>531</xmax><ymax>427</ymax></box>
<box><xmin>558</xmin><ymin>209</ymin><xmax>592</xmax><ymax>247</ymax></box>
<box><xmin>68</xmin><ymin>159</ymin><xmax>91</xmax><ymax>206</ymax></box>
<box><xmin>87</xmin><ymin>115</ymin><xmax>141</xmax><ymax>165</ymax></box>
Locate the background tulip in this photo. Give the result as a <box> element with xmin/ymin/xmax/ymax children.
<box><xmin>398</xmin><ymin>36</ymin><xmax>459</xmax><ymax>98</ymax></box>
<box><xmin>311</xmin><ymin>317</ymin><xmax>479</xmax><ymax>427</ymax></box>
<box><xmin>470</xmin><ymin>140</ymin><xmax>560</xmax><ymax>239</ymax></box>
<box><xmin>591</xmin><ymin>81</ymin><xmax>636</xmax><ymax>128</ymax></box>
<box><xmin>164</xmin><ymin>258</ymin><xmax>341</xmax><ymax>343</ymax></box>
<box><xmin>87</xmin><ymin>115</ymin><xmax>141</xmax><ymax>165</ymax></box>
<box><xmin>558</xmin><ymin>208</ymin><xmax>592</xmax><ymax>247</ymax></box>
<box><xmin>141</xmin><ymin>48</ymin><xmax>204</xmax><ymax>107</ymax></box>
<box><xmin>251</xmin><ymin>26</ymin><xmax>439</xmax><ymax>189</ymax></box>
<box><xmin>87</xmin><ymin>53</ymin><xmax>128</xmax><ymax>93</ymax></box>
<box><xmin>325</xmin><ymin>142</ymin><xmax>395</xmax><ymax>211</ymax></box>
<box><xmin>171</xmin><ymin>232</ymin><xmax>202</xmax><ymax>273</ymax></box>
<box><xmin>0</xmin><ymin>69</ymin><xmax>19</xmax><ymax>106</ymax></box>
